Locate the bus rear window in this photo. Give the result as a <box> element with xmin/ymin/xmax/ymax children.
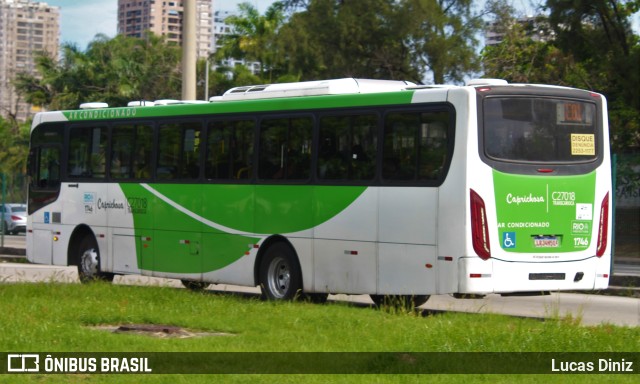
<box><xmin>483</xmin><ymin>97</ymin><xmax>597</xmax><ymax>163</ymax></box>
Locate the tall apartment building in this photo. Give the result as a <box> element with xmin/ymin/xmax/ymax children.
<box><xmin>0</xmin><ymin>0</ymin><xmax>59</xmax><ymax>122</ymax></box>
<box><xmin>117</xmin><ymin>0</ymin><xmax>212</xmax><ymax>59</ymax></box>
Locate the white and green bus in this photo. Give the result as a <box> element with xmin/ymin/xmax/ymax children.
<box><xmin>26</xmin><ymin>78</ymin><xmax>612</xmax><ymax>306</ymax></box>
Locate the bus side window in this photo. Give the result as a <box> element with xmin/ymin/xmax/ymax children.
<box><xmin>67</xmin><ymin>126</ymin><xmax>108</xmax><ymax>179</ymax></box>
<box><xmin>112</xmin><ymin>123</ymin><xmax>153</xmax><ymax>180</ymax></box>
<box><xmin>32</xmin><ymin>146</ymin><xmax>61</xmax><ymax>189</ymax></box>
<box><xmin>133</xmin><ymin>125</ymin><xmax>153</xmax><ymax>179</ymax></box>
<box><xmin>383</xmin><ymin>110</ymin><xmax>450</xmax><ymax>182</ymax></box>
<box><xmin>206</xmin><ymin>120</ymin><xmax>254</xmax><ymax>181</ymax></box>
<box><xmin>259</xmin><ymin>117</ymin><xmax>312</xmax><ymax>181</ymax></box>
<box><xmin>318</xmin><ymin>114</ymin><xmax>377</xmax><ymax>181</ymax></box>
<box><xmin>158</xmin><ymin>121</ymin><xmax>202</xmax><ymax>180</ymax></box>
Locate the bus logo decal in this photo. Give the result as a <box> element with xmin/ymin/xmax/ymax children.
<box><xmin>571</xmin><ymin>221</ymin><xmax>590</xmax><ymax>235</ymax></box>
<box><xmin>84</xmin><ymin>192</ymin><xmax>96</xmax><ymax>214</ymax></box>
<box><xmin>502</xmin><ymin>232</ymin><xmax>516</xmax><ymax>249</ymax></box>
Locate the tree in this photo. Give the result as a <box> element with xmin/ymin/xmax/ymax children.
<box><xmin>276</xmin><ymin>0</ymin><xmax>481</xmax><ymax>83</ymax></box>
<box><xmin>481</xmin><ymin>0</ymin><xmax>640</xmax><ymax>150</ymax></box>
<box><xmin>277</xmin><ymin>0</ymin><xmax>409</xmax><ymax>80</ymax></box>
<box><xmin>400</xmin><ymin>0</ymin><xmax>482</xmax><ymax>84</ymax></box>
<box><xmin>216</xmin><ymin>2</ymin><xmax>286</xmax><ymax>83</ymax></box>
<box><xmin>481</xmin><ymin>1</ymin><xmax>587</xmax><ymax>85</ymax></box>
<box><xmin>15</xmin><ymin>33</ymin><xmax>182</xmax><ymax>111</ymax></box>
<box><xmin>545</xmin><ymin>0</ymin><xmax>640</xmax><ymax>150</ymax></box>
<box><xmin>0</xmin><ymin>116</ymin><xmax>29</xmax><ymax>202</ymax></box>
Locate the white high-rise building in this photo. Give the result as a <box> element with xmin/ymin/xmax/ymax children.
<box><xmin>213</xmin><ymin>8</ymin><xmax>260</xmax><ymax>75</ymax></box>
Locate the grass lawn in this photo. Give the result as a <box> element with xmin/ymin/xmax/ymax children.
<box><xmin>0</xmin><ymin>282</ymin><xmax>637</xmax><ymax>383</ymax></box>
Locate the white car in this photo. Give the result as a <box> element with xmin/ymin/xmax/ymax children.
<box><xmin>1</xmin><ymin>204</ymin><xmax>27</xmax><ymax>235</ymax></box>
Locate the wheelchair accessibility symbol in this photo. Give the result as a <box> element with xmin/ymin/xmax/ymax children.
<box><xmin>502</xmin><ymin>232</ymin><xmax>516</xmax><ymax>249</ymax></box>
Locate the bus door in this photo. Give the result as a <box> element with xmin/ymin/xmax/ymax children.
<box><xmin>27</xmin><ymin>124</ymin><xmax>63</xmax><ymax>265</ymax></box>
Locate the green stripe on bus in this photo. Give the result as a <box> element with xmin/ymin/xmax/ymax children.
<box><xmin>62</xmin><ymin>92</ymin><xmax>415</xmax><ymax>121</ymax></box>
<box><xmin>120</xmin><ymin>183</ymin><xmax>367</xmax><ymax>273</ymax></box>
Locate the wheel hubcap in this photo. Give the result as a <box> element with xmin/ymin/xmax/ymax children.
<box><xmin>81</xmin><ymin>248</ymin><xmax>99</xmax><ymax>276</ymax></box>
<box><xmin>267</xmin><ymin>256</ymin><xmax>290</xmax><ymax>299</ymax></box>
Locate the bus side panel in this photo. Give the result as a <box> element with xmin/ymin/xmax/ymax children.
<box><xmin>312</xmin><ymin>187</ymin><xmax>378</xmax><ymax>294</ymax></box>
<box><xmin>148</xmin><ymin>184</ymin><xmax>203</xmax><ymax>279</ymax></box>
<box><xmin>28</xmin><ymin>228</ymin><xmax>53</xmax><ymax>265</ymax></box>
<box><xmin>107</xmin><ymin>183</ymin><xmax>139</xmax><ymax>274</ymax></box>
<box><xmin>378</xmin><ymin>244</ymin><xmax>437</xmax><ymax>295</ymax></box>
<box><xmin>61</xmin><ymin>182</ymin><xmax>109</xmax><ymax>267</ymax></box>
<box><xmin>377</xmin><ymin>187</ymin><xmax>437</xmax><ymax>294</ymax></box>
<box><xmin>201</xmin><ymin>250</ymin><xmax>257</xmax><ymax>286</ymax></box>
<box><xmin>378</xmin><ymin>187</ymin><xmax>437</xmax><ymax>245</ymax></box>
<box><xmin>313</xmin><ymin>239</ymin><xmax>376</xmax><ymax>294</ymax></box>
<box><xmin>436</xmin><ymin>89</ymin><xmax>474</xmax><ymax>295</ymax></box>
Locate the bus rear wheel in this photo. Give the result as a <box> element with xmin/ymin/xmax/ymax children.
<box><xmin>181</xmin><ymin>280</ymin><xmax>211</xmax><ymax>291</ymax></box>
<box><xmin>370</xmin><ymin>294</ymin><xmax>430</xmax><ymax>310</ymax></box>
<box><xmin>259</xmin><ymin>242</ymin><xmax>302</xmax><ymax>300</ymax></box>
<box><xmin>77</xmin><ymin>235</ymin><xmax>114</xmax><ymax>283</ymax></box>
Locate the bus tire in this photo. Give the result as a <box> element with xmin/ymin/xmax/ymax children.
<box><xmin>259</xmin><ymin>242</ymin><xmax>302</xmax><ymax>301</ymax></box>
<box><xmin>305</xmin><ymin>293</ymin><xmax>329</xmax><ymax>304</ymax></box>
<box><xmin>370</xmin><ymin>294</ymin><xmax>430</xmax><ymax>309</ymax></box>
<box><xmin>181</xmin><ymin>280</ymin><xmax>211</xmax><ymax>291</ymax></box>
<box><xmin>77</xmin><ymin>235</ymin><xmax>114</xmax><ymax>283</ymax></box>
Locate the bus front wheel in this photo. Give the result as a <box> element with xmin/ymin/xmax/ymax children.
<box><xmin>259</xmin><ymin>242</ymin><xmax>302</xmax><ymax>300</ymax></box>
<box><xmin>181</xmin><ymin>280</ymin><xmax>211</xmax><ymax>291</ymax></box>
<box><xmin>77</xmin><ymin>235</ymin><xmax>114</xmax><ymax>283</ymax></box>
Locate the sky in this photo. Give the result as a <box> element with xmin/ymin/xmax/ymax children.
<box><xmin>45</xmin><ymin>0</ymin><xmax>278</xmax><ymax>50</ymax></box>
<box><xmin>46</xmin><ymin>0</ymin><xmax>640</xmax><ymax>51</ymax></box>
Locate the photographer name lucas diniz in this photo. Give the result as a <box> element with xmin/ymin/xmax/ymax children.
<box><xmin>551</xmin><ymin>358</ymin><xmax>634</xmax><ymax>373</ymax></box>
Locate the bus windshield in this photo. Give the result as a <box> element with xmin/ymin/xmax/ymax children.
<box><xmin>483</xmin><ymin>97</ymin><xmax>598</xmax><ymax>163</ymax></box>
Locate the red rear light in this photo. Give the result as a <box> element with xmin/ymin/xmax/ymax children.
<box><xmin>596</xmin><ymin>193</ymin><xmax>609</xmax><ymax>257</ymax></box>
<box><xmin>470</xmin><ymin>189</ymin><xmax>491</xmax><ymax>260</ymax></box>
<box><xmin>11</xmin><ymin>215</ymin><xmax>21</xmax><ymax>221</ymax></box>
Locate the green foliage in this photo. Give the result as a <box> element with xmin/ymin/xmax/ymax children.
<box><xmin>214</xmin><ymin>0</ymin><xmax>481</xmax><ymax>84</ymax></box>
<box><xmin>482</xmin><ymin>0</ymin><xmax>640</xmax><ymax>151</ymax></box>
<box><xmin>214</xmin><ymin>2</ymin><xmax>286</xmax><ymax>83</ymax></box>
<box><xmin>0</xmin><ymin>116</ymin><xmax>29</xmax><ymax>202</ymax></box>
<box><xmin>14</xmin><ymin>33</ymin><xmax>182</xmax><ymax>111</ymax></box>
<box><xmin>400</xmin><ymin>0</ymin><xmax>482</xmax><ymax>84</ymax></box>
<box><xmin>274</xmin><ymin>0</ymin><xmax>480</xmax><ymax>83</ymax></box>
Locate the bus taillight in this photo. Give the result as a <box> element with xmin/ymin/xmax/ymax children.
<box><xmin>596</xmin><ymin>193</ymin><xmax>609</xmax><ymax>257</ymax></box>
<box><xmin>470</xmin><ymin>189</ymin><xmax>491</xmax><ymax>260</ymax></box>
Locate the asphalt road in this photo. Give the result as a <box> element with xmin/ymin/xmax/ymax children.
<box><xmin>0</xmin><ymin>233</ymin><xmax>25</xmax><ymax>249</ymax></box>
<box><xmin>1</xmin><ymin>261</ymin><xmax>638</xmax><ymax>327</ymax></box>
<box><xmin>2</xmin><ymin>233</ymin><xmax>639</xmax><ymax>276</ymax></box>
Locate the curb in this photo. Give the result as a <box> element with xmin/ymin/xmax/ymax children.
<box><xmin>1</xmin><ymin>250</ymin><xmax>638</xmax><ymax>290</ymax></box>
<box><xmin>0</xmin><ymin>247</ymin><xmax>26</xmax><ymax>256</ymax></box>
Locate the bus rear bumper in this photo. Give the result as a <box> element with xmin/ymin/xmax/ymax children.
<box><xmin>457</xmin><ymin>256</ymin><xmax>611</xmax><ymax>295</ymax></box>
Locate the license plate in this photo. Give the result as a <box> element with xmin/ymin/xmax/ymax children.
<box><xmin>533</xmin><ymin>236</ymin><xmax>559</xmax><ymax>248</ymax></box>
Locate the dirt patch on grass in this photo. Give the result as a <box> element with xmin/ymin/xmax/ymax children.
<box><xmin>89</xmin><ymin>324</ymin><xmax>234</xmax><ymax>339</ymax></box>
